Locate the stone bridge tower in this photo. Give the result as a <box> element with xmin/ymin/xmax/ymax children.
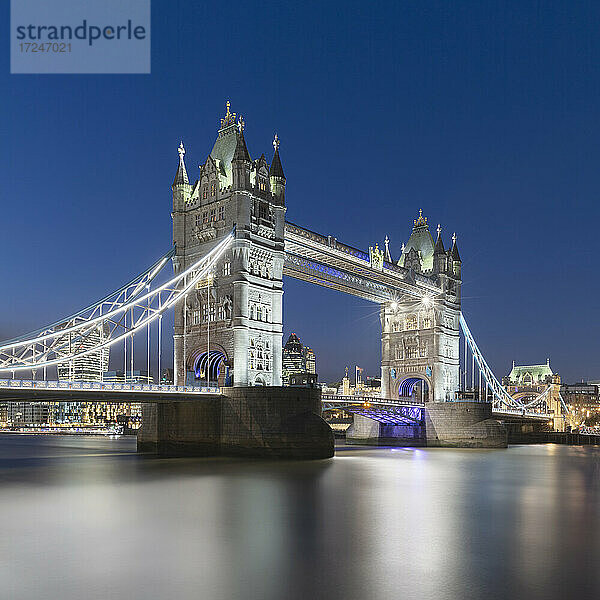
<box><xmin>171</xmin><ymin>103</ymin><xmax>285</xmax><ymax>386</ymax></box>
<box><xmin>381</xmin><ymin>212</ymin><xmax>462</xmax><ymax>402</ymax></box>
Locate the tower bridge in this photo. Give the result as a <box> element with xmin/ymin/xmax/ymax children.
<box><xmin>0</xmin><ymin>103</ymin><xmax>570</xmax><ymax>455</ymax></box>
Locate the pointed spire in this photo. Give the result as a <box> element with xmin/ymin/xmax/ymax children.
<box><xmin>384</xmin><ymin>236</ymin><xmax>392</xmax><ymax>262</ymax></box>
<box><xmin>172</xmin><ymin>141</ymin><xmax>189</xmax><ymax>187</ymax></box>
<box><xmin>269</xmin><ymin>133</ymin><xmax>286</xmax><ymax>180</ymax></box>
<box><xmin>434</xmin><ymin>224</ymin><xmax>445</xmax><ymax>255</ymax></box>
<box><xmin>233</xmin><ymin>129</ymin><xmax>251</xmax><ymax>162</ymax></box>
<box><xmin>451</xmin><ymin>232</ymin><xmax>461</xmax><ymax>261</ymax></box>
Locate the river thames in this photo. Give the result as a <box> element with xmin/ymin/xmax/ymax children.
<box><xmin>1</xmin><ymin>435</ymin><xmax>599</xmax><ymax>600</ymax></box>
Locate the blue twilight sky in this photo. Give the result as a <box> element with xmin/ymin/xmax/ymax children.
<box><xmin>1</xmin><ymin>0</ymin><xmax>599</xmax><ymax>383</ymax></box>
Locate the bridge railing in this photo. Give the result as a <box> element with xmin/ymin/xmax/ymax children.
<box><xmin>0</xmin><ymin>379</ymin><xmax>220</xmax><ymax>395</ymax></box>
<box><xmin>321</xmin><ymin>394</ymin><xmax>424</xmax><ymax>407</ymax></box>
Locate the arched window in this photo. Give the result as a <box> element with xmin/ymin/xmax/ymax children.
<box><xmin>256</xmin><ymin>306</ymin><xmax>263</xmax><ymax>321</ymax></box>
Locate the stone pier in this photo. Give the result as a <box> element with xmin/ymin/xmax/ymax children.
<box><xmin>137</xmin><ymin>387</ymin><xmax>334</xmax><ymax>459</ymax></box>
<box><xmin>346</xmin><ymin>402</ymin><xmax>507</xmax><ymax>448</ymax></box>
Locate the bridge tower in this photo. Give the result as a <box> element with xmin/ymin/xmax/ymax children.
<box><xmin>381</xmin><ymin>213</ymin><xmax>462</xmax><ymax>402</ymax></box>
<box><xmin>171</xmin><ymin>103</ymin><xmax>285</xmax><ymax>386</ymax></box>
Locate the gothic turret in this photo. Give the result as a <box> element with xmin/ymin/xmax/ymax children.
<box><xmin>450</xmin><ymin>233</ymin><xmax>461</xmax><ymax>278</ymax></box>
<box><xmin>269</xmin><ymin>134</ymin><xmax>286</xmax><ymax>206</ymax></box>
<box><xmin>172</xmin><ymin>142</ymin><xmax>189</xmax><ymax>188</ymax></box>
<box><xmin>433</xmin><ymin>224</ymin><xmax>447</xmax><ymax>273</ymax></box>
<box><xmin>232</xmin><ymin>127</ymin><xmax>251</xmax><ymax>190</ymax></box>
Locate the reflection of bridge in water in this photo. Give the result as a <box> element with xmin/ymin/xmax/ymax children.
<box><xmin>0</xmin><ymin>104</ymin><xmax>572</xmax><ymax>454</ymax></box>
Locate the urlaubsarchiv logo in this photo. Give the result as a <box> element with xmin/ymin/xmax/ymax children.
<box><xmin>11</xmin><ymin>0</ymin><xmax>150</xmax><ymax>74</ymax></box>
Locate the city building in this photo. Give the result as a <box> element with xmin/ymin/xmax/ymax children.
<box><xmin>560</xmin><ymin>382</ymin><xmax>600</xmax><ymax>426</ymax></box>
<box><xmin>103</xmin><ymin>370</ymin><xmax>153</xmax><ymax>384</ymax></box>
<box><xmin>56</xmin><ymin>319</ymin><xmax>110</xmax><ymax>382</ymax></box>
<box><xmin>282</xmin><ymin>333</ymin><xmax>317</xmax><ymax>385</ymax></box>
<box><xmin>503</xmin><ymin>359</ymin><xmax>564</xmax><ymax>427</ymax></box>
<box><xmin>6</xmin><ymin>320</ymin><xmax>111</xmax><ymax>426</ymax></box>
<box><xmin>160</xmin><ymin>368</ymin><xmax>174</xmax><ymax>385</ymax></box>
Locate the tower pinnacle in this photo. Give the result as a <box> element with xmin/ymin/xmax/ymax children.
<box><xmin>220</xmin><ymin>100</ymin><xmax>236</xmax><ymax>128</ymax></box>
<box><xmin>414</xmin><ymin>209</ymin><xmax>427</xmax><ymax>227</ymax></box>
<box><xmin>273</xmin><ymin>133</ymin><xmax>280</xmax><ymax>151</ymax></box>
<box><xmin>172</xmin><ymin>141</ymin><xmax>189</xmax><ymax>186</ymax></box>
<box><xmin>384</xmin><ymin>235</ymin><xmax>392</xmax><ymax>262</ymax></box>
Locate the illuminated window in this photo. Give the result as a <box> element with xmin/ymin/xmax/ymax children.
<box><xmin>210</xmin><ymin>208</ymin><xmax>216</xmax><ymax>222</ymax></box>
<box><xmin>222</xmin><ymin>260</ymin><xmax>231</xmax><ymax>276</ymax></box>
<box><xmin>406</xmin><ymin>315</ymin><xmax>417</xmax><ymax>330</ymax></box>
<box><xmin>210</xmin><ymin>182</ymin><xmax>216</xmax><ymax>196</ymax></box>
<box><xmin>192</xmin><ymin>310</ymin><xmax>201</xmax><ymax>325</ymax></box>
<box><xmin>203</xmin><ymin>211</ymin><xmax>208</xmax><ymax>224</ymax></box>
<box><xmin>422</xmin><ymin>317</ymin><xmax>432</xmax><ymax>328</ymax></box>
<box><xmin>202</xmin><ymin>187</ymin><xmax>208</xmax><ymax>200</ymax></box>
<box><xmin>407</xmin><ymin>347</ymin><xmax>418</xmax><ymax>359</ymax></box>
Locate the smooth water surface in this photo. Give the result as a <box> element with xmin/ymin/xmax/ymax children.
<box><xmin>1</xmin><ymin>435</ymin><xmax>600</xmax><ymax>600</ymax></box>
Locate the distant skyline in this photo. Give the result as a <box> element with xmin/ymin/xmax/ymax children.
<box><xmin>2</xmin><ymin>1</ymin><xmax>599</xmax><ymax>383</ymax></box>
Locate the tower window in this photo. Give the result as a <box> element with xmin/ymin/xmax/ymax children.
<box><xmin>210</xmin><ymin>182</ymin><xmax>216</xmax><ymax>196</ymax></box>
<box><xmin>210</xmin><ymin>208</ymin><xmax>216</xmax><ymax>222</ymax></box>
<box><xmin>202</xmin><ymin>187</ymin><xmax>208</xmax><ymax>200</ymax></box>
<box><xmin>195</xmin><ymin>214</ymin><xmax>201</xmax><ymax>228</ymax></box>
<box><xmin>203</xmin><ymin>211</ymin><xmax>208</xmax><ymax>224</ymax></box>
<box><xmin>218</xmin><ymin>206</ymin><xmax>225</xmax><ymax>220</ymax></box>
<box><xmin>222</xmin><ymin>260</ymin><xmax>231</xmax><ymax>277</ymax></box>
<box><xmin>406</xmin><ymin>316</ymin><xmax>418</xmax><ymax>330</ymax></box>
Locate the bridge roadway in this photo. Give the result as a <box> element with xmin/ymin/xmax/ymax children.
<box><xmin>0</xmin><ymin>380</ymin><xmax>551</xmax><ymax>423</ymax></box>
<box><xmin>321</xmin><ymin>394</ymin><xmax>551</xmax><ymax>423</ymax></box>
<box><xmin>0</xmin><ymin>379</ymin><xmax>221</xmax><ymax>403</ymax></box>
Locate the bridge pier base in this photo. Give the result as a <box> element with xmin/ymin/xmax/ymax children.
<box><xmin>137</xmin><ymin>387</ymin><xmax>334</xmax><ymax>459</ymax></box>
<box><xmin>346</xmin><ymin>402</ymin><xmax>507</xmax><ymax>448</ymax></box>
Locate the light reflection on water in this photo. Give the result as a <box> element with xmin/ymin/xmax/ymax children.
<box><xmin>1</xmin><ymin>435</ymin><xmax>600</xmax><ymax>600</ymax></box>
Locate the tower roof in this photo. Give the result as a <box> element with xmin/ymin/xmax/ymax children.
<box><xmin>451</xmin><ymin>233</ymin><xmax>461</xmax><ymax>262</ymax></box>
<box><xmin>210</xmin><ymin>101</ymin><xmax>243</xmax><ymax>178</ymax></box>
<box><xmin>269</xmin><ymin>134</ymin><xmax>285</xmax><ymax>179</ymax></box>
<box><xmin>398</xmin><ymin>209</ymin><xmax>435</xmax><ymax>270</ymax></box>
<box><xmin>172</xmin><ymin>142</ymin><xmax>189</xmax><ymax>187</ymax></box>
<box><xmin>233</xmin><ymin>129</ymin><xmax>251</xmax><ymax>162</ymax></box>
<box><xmin>434</xmin><ymin>224</ymin><xmax>445</xmax><ymax>255</ymax></box>
<box><xmin>508</xmin><ymin>361</ymin><xmax>553</xmax><ymax>384</ymax></box>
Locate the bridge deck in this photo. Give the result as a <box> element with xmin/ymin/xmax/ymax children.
<box><xmin>0</xmin><ymin>380</ymin><xmax>222</xmax><ymax>403</ymax></box>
